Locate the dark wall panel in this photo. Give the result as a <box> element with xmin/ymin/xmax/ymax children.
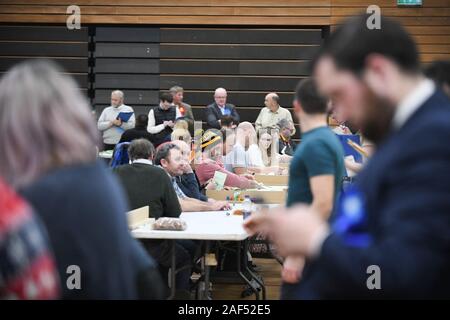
<box><xmin>95</xmin><ymin>58</ymin><xmax>159</xmax><ymax>74</ymax></box>
<box><xmin>95</xmin><ymin>74</ymin><xmax>159</xmax><ymax>89</ymax></box>
<box><xmin>93</xmin><ymin>27</ymin><xmax>161</xmax><ymax>114</ymax></box>
<box><xmin>160</xmin><ymin>29</ymin><xmax>322</xmax><ymax>45</ymax></box>
<box><xmin>160</xmin><ymin>60</ymin><xmax>310</xmax><ymax>76</ymax></box>
<box><xmin>0</xmin><ymin>57</ymin><xmax>88</xmax><ymax>73</ymax></box>
<box><xmin>0</xmin><ymin>25</ymin><xmax>89</xmax><ymax>91</ymax></box>
<box><xmin>0</xmin><ymin>43</ymin><xmax>88</xmax><ymax>57</ymax></box>
<box><xmin>0</xmin><ymin>26</ymin><xmax>88</xmax><ymax>41</ymax></box>
<box><xmin>160</xmin><ymin>44</ymin><xmax>318</xmax><ymax>60</ymax></box>
<box><xmin>96</xmin><ymin>27</ymin><xmax>160</xmax><ymax>43</ymax></box>
<box><xmin>95</xmin><ymin>43</ymin><xmax>160</xmax><ymax>58</ymax></box>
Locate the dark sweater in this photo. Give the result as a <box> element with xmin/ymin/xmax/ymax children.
<box><xmin>113</xmin><ymin>163</ymin><xmax>181</xmax><ymax>218</ymax></box>
<box><xmin>20</xmin><ymin>161</ymin><xmax>153</xmax><ymax>299</ymax></box>
<box><xmin>119</xmin><ymin>127</ymin><xmax>154</xmax><ymax>144</ymax></box>
<box><xmin>176</xmin><ymin>172</ymin><xmax>208</xmax><ymax>202</ymax></box>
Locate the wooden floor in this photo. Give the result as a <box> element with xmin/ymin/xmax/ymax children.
<box><xmin>212</xmin><ymin>258</ymin><xmax>282</xmax><ymax>300</ymax></box>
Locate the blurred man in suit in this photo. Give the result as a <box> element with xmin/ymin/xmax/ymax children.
<box><xmin>244</xmin><ymin>14</ymin><xmax>450</xmax><ymax>299</ymax></box>
<box><xmin>205</xmin><ymin>87</ymin><xmax>240</xmax><ymax>130</ymax></box>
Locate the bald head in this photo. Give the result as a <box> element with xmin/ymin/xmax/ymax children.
<box><xmin>171</xmin><ymin>139</ymin><xmax>190</xmax><ymax>154</ymax></box>
<box><xmin>264</xmin><ymin>92</ymin><xmax>280</xmax><ymax>112</ymax></box>
<box><xmin>214</xmin><ymin>87</ymin><xmax>227</xmax><ymax>107</ymax></box>
<box><xmin>171</xmin><ymin>139</ymin><xmax>192</xmax><ymax>171</ymax></box>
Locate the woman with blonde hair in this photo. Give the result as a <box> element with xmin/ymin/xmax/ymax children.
<box><xmin>0</xmin><ymin>60</ymin><xmax>163</xmax><ymax>299</ymax></box>
<box><xmin>171</xmin><ymin>127</ymin><xmax>192</xmax><ymax>145</ymax></box>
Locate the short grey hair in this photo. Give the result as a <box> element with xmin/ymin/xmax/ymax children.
<box><xmin>0</xmin><ymin>59</ymin><xmax>100</xmax><ymax>188</ymax></box>
<box><xmin>128</xmin><ymin>139</ymin><xmax>155</xmax><ymax>161</ymax></box>
<box><xmin>278</xmin><ymin>118</ymin><xmax>294</xmax><ymax>130</ymax></box>
<box><xmin>169</xmin><ymin>86</ymin><xmax>183</xmax><ymax>94</ymax></box>
<box><xmin>111</xmin><ymin>90</ymin><xmax>124</xmax><ymax>99</ymax></box>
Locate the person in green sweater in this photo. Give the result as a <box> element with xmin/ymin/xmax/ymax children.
<box><xmin>113</xmin><ymin>139</ymin><xmax>194</xmax><ymax>297</ymax></box>
<box><xmin>281</xmin><ymin>78</ymin><xmax>345</xmax><ymax>299</ymax></box>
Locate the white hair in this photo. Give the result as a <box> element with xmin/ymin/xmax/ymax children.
<box><xmin>214</xmin><ymin>87</ymin><xmax>227</xmax><ymax>97</ymax></box>
<box><xmin>111</xmin><ymin>90</ymin><xmax>124</xmax><ymax>99</ymax></box>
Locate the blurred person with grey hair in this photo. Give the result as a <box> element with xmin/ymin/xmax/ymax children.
<box><xmin>169</xmin><ymin>85</ymin><xmax>195</xmax><ymax>132</ymax></box>
<box><xmin>0</xmin><ymin>60</ymin><xmax>163</xmax><ymax>299</ymax></box>
<box><xmin>278</xmin><ymin>118</ymin><xmax>297</xmax><ymax>156</ymax></box>
<box><xmin>97</xmin><ymin>90</ymin><xmax>135</xmax><ymax>150</ymax></box>
<box><xmin>255</xmin><ymin>92</ymin><xmax>295</xmax><ymax>135</ymax></box>
<box><xmin>205</xmin><ymin>87</ymin><xmax>240</xmax><ymax>130</ymax></box>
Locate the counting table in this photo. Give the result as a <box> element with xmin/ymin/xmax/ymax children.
<box><xmin>131</xmin><ymin>209</ymin><xmax>267</xmax><ymax>300</ymax></box>
<box><xmin>206</xmin><ymin>185</ymin><xmax>288</xmax><ymax>204</ymax></box>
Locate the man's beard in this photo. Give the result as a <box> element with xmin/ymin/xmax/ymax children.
<box><xmin>359</xmin><ymin>88</ymin><xmax>396</xmax><ymax>146</ymax></box>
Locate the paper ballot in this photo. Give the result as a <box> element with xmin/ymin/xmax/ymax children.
<box><xmin>213</xmin><ymin>171</ymin><xmax>227</xmax><ymax>190</ymax></box>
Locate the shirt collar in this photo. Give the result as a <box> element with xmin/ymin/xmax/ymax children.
<box><xmin>393</xmin><ymin>79</ymin><xmax>435</xmax><ymax>129</ymax></box>
<box><xmin>268</xmin><ymin>105</ymin><xmax>280</xmax><ymax>114</ymax></box>
<box><xmin>132</xmin><ymin>159</ymin><xmax>153</xmax><ymax>165</ymax></box>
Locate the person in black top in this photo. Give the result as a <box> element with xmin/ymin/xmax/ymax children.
<box><xmin>119</xmin><ymin>114</ymin><xmax>154</xmax><ymax>144</ymax></box>
<box><xmin>205</xmin><ymin>88</ymin><xmax>240</xmax><ymax>130</ymax></box>
<box><xmin>147</xmin><ymin>93</ymin><xmax>177</xmax><ymax>147</ymax></box>
<box><xmin>113</xmin><ymin>139</ymin><xmax>195</xmax><ymax>296</ymax></box>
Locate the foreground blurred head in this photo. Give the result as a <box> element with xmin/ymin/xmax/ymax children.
<box><xmin>313</xmin><ymin>14</ymin><xmax>421</xmax><ymax>144</ymax></box>
<box><xmin>0</xmin><ymin>59</ymin><xmax>100</xmax><ymax>188</ymax></box>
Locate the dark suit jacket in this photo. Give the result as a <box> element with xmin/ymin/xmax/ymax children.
<box><xmin>205</xmin><ymin>103</ymin><xmax>240</xmax><ymax>130</ymax></box>
<box><xmin>176</xmin><ymin>172</ymin><xmax>208</xmax><ymax>202</ymax></box>
<box><xmin>296</xmin><ymin>89</ymin><xmax>450</xmax><ymax>299</ymax></box>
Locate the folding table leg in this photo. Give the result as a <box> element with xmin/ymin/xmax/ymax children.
<box><xmin>167</xmin><ymin>239</ymin><xmax>176</xmax><ymax>300</ymax></box>
<box><xmin>202</xmin><ymin>240</ymin><xmax>212</xmax><ymax>300</ymax></box>
<box><xmin>244</xmin><ymin>239</ymin><xmax>266</xmax><ymax>300</ymax></box>
<box><xmin>237</xmin><ymin>241</ymin><xmax>259</xmax><ymax>300</ymax></box>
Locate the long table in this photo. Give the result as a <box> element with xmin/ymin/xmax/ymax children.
<box><xmin>206</xmin><ymin>185</ymin><xmax>288</xmax><ymax>204</ymax></box>
<box><xmin>132</xmin><ymin>210</ymin><xmax>265</xmax><ymax>300</ymax></box>
<box><xmin>254</xmin><ymin>175</ymin><xmax>288</xmax><ymax>186</ymax></box>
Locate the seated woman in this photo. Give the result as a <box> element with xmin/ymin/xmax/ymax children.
<box><xmin>171</xmin><ymin>127</ymin><xmax>192</xmax><ymax>145</ymax></box>
<box><xmin>236</xmin><ymin>122</ymin><xmax>281</xmax><ymax>174</ymax></box>
<box><xmin>195</xmin><ymin>130</ymin><xmax>258</xmax><ymax>189</ymax></box>
<box><xmin>258</xmin><ymin>131</ymin><xmax>291</xmax><ymax>174</ymax></box>
<box><xmin>0</xmin><ymin>60</ymin><xmax>163</xmax><ymax>299</ymax></box>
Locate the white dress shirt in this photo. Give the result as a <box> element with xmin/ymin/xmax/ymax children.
<box><xmin>393</xmin><ymin>79</ymin><xmax>435</xmax><ymax>129</ymax></box>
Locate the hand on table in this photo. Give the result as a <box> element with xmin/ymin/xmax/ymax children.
<box><xmin>215</xmin><ymin>200</ymin><xmax>231</xmax><ymax>211</ymax></box>
<box><xmin>210</xmin><ymin>200</ymin><xmax>230</xmax><ymax>211</ymax></box>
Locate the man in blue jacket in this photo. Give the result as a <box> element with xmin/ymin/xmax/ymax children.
<box><xmin>244</xmin><ymin>14</ymin><xmax>450</xmax><ymax>299</ymax></box>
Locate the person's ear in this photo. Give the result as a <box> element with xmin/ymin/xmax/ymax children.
<box><xmin>364</xmin><ymin>53</ymin><xmax>392</xmax><ymax>97</ymax></box>
<box><xmin>160</xmin><ymin>158</ymin><xmax>168</xmax><ymax>167</ymax></box>
<box><xmin>293</xmin><ymin>100</ymin><xmax>303</xmax><ymax>114</ymax></box>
